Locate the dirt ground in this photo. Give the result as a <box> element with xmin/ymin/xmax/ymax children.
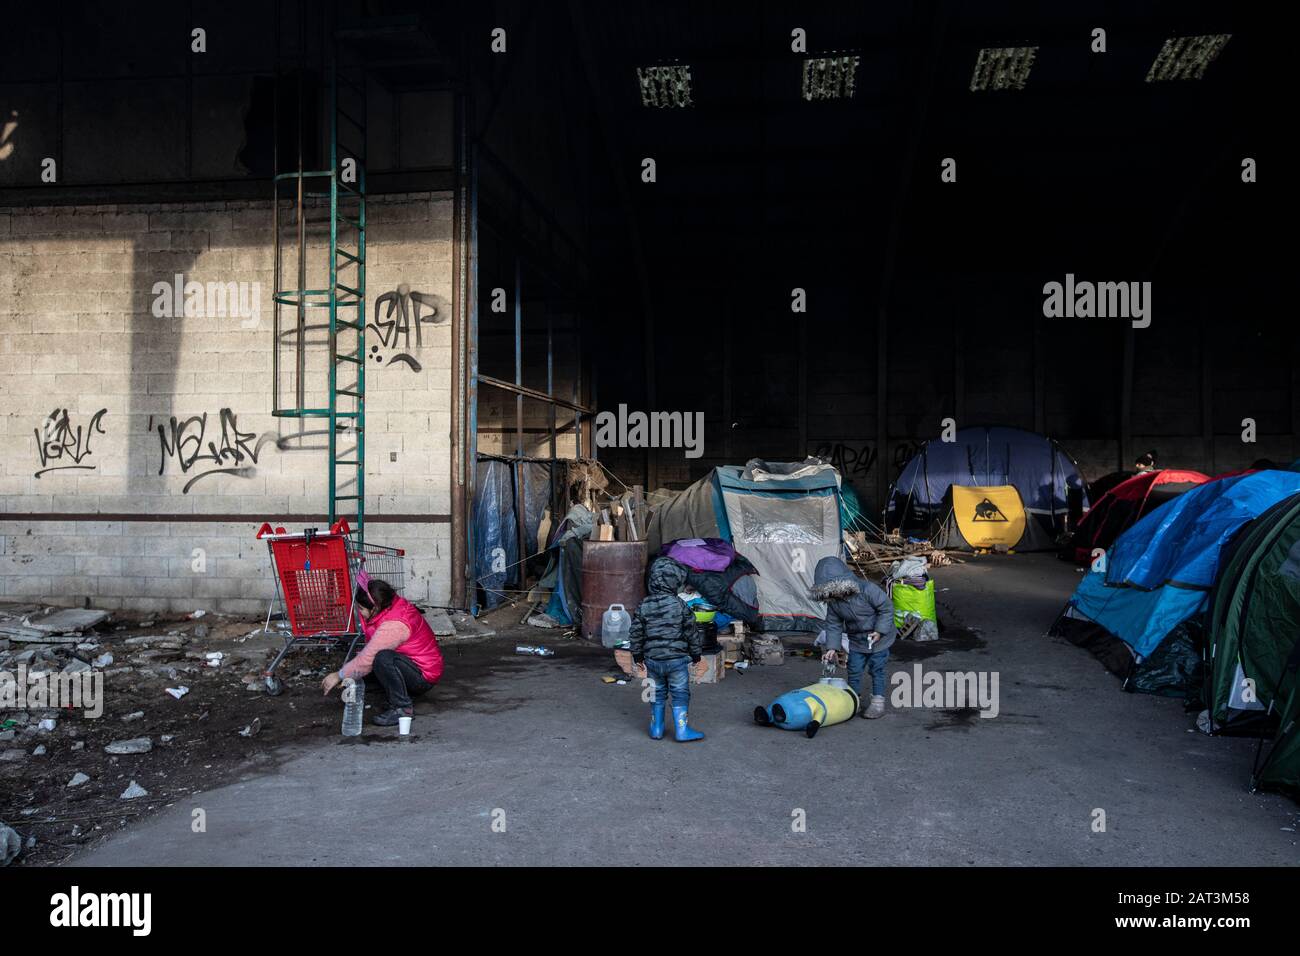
<box><xmin>0</xmin><ymin>604</ymin><xmax>606</xmax><ymax>866</ymax></box>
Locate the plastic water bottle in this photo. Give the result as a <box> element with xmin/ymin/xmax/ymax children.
<box><xmin>341</xmin><ymin>677</ymin><xmax>364</xmax><ymax>736</ymax></box>
<box><xmin>514</xmin><ymin>644</ymin><xmax>555</xmax><ymax>657</ymax></box>
<box><xmin>601</xmin><ymin>604</ymin><xmax>631</xmax><ymax>648</ymax></box>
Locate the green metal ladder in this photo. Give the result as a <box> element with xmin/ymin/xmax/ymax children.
<box><xmin>272</xmin><ymin>42</ymin><xmax>368</xmax><ymax>541</ymax></box>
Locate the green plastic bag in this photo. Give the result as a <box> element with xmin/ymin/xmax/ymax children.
<box><xmin>892</xmin><ymin>579</ymin><xmax>936</xmax><ymax>627</ymax></box>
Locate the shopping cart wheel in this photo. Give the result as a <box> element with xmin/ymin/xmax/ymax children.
<box><xmin>264</xmin><ymin>675</ymin><xmax>284</xmax><ymax>697</ymax></box>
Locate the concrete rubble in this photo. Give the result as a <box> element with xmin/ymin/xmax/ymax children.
<box><xmin>104</xmin><ymin>737</ymin><xmax>153</xmax><ymax>755</ymax></box>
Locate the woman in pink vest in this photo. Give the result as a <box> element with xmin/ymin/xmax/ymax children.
<box><xmin>321</xmin><ymin>579</ymin><xmax>444</xmax><ymax>726</ymax></box>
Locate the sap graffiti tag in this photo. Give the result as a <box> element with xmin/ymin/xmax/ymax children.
<box><xmin>367</xmin><ymin>284</ymin><xmax>446</xmax><ymax>372</ymax></box>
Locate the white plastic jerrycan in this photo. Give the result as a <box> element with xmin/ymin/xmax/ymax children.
<box><xmin>601</xmin><ymin>604</ymin><xmax>631</xmax><ymax>648</ymax></box>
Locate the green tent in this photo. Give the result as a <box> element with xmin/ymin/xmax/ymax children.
<box><xmin>1204</xmin><ymin>493</ymin><xmax>1300</xmax><ymax>796</ymax></box>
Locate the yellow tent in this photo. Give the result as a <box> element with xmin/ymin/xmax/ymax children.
<box><xmin>949</xmin><ymin>485</ymin><xmax>1027</xmax><ymax>550</ymax></box>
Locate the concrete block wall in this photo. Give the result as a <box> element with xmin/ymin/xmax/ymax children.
<box><xmin>0</xmin><ymin>193</ymin><xmax>455</xmax><ymax>615</ymax></box>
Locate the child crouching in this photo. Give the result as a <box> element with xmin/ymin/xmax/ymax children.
<box><xmin>811</xmin><ymin>556</ymin><xmax>896</xmax><ymax>719</ymax></box>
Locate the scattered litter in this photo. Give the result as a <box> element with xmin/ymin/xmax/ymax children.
<box><xmin>238</xmin><ymin>718</ymin><xmax>261</xmax><ymax>738</ymax></box>
<box><xmin>189</xmin><ymin>610</ymin><xmax>206</xmax><ymax>619</ymax></box>
<box><xmin>515</xmin><ymin>644</ymin><xmax>555</xmax><ymax>657</ymax></box>
<box><xmin>205</xmin><ymin>652</ymin><xmax>224</xmax><ymax>667</ymax></box>
<box><xmin>120</xmin><ymin>781</ymin><xmax>149</xmax><ymax>800</ymax></box>
<box><xmin>122</xmin><ymin>711</ymin><xmax>145</xmax><ymax>722</ymax></box>
<box><xmin>70</xmin><ymin>741</ymin><xmax>84</xmax><ymax>751</ymax></box>
<box><xmin>92</xmin><ymin>652</ymin><xmax>114</xmax><ymax>668</ymax></box>
<box><xmin>62</xmin><ymin>658</ymin><xmax>91</xmax><ymax>674</ymax></box>
<box><xmin>67</xmin><ymin>772</ymin><xmax>90</xmax><ymax>788</ymax></box>
<box><xmin>32</xmin><ymin>745</ymin><xmax>46</xmax><ymax>756</ymax></box>
<box><xmin>37</xmin><ymin>718</ymin><xmax>57</xmax><ymax>732</ymax></box>
<box><xmin>165</xmin><ymin>686</ymin><xmax>190</xmax><ymax>700</ymax></box>
<box><xmin>526</xmin><ymin>611</ymin><xmax>561</xmax><ymax>629</ymax></box>
<box><xmin>104</xmin><ymin>737</ymin><xmax>153</xmax><ymax>755</ymax></box>
<box><xmin>161</xmin><ymin>735</ymin><xmax>174</xmax><ymax>743</ymax></box>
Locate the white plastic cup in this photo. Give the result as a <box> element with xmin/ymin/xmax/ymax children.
<box><xmin>398</xmin><ymin>715</ymin><xmax>412</xmax><ymax>736</ymax></box>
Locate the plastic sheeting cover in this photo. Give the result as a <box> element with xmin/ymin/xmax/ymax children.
<box><xmin>722</xmin><ymin>489</ymin><xmax>840</xmax><ymax>627</ymax></box>
<box><xmin>473</xmin><ymin>460</ymin><xmax>518</xmax><ymax>610</ymax></box>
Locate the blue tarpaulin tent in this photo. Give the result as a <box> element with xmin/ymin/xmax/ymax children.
<box><xmin>1056</xmin><ymin>470</ymin><xmax>1300</xmax><ymax>683</ymax></box>
<box><xmin>886</xmin><ymin>425</ymin><xmax>1087</xmax><ymax>546</ymax></box>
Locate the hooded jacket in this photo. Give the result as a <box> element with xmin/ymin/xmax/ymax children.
<box><xmin>629</xmin><ymin>558</ymin><xmax>701</xmax><ymax>664</ymax></box>
<box><xmin>811</xmin><ymin>556</ymin><xmax>896</xmax><ymax>656</ymax></box>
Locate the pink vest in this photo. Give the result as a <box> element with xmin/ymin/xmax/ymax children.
<box><xmin>363</xmin><ymin>596</ymin><xmax>444</xmax><ymax>683</ymax></box>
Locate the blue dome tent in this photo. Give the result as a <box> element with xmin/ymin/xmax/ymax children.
<box><xmin>885</xmin><ymin>425</ymin><xmax>1088</xmax><ymax>550</ymax></box>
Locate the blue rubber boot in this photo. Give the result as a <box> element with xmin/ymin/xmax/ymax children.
<box><xmin>672</xmin><ymin>705</ymin><xmax>704</xmax><ymax>742</ymax></box>
<box><xmin>649</xmin><ymin>701</ymin><xmax>666</xmax><ymax>740</ymax></box>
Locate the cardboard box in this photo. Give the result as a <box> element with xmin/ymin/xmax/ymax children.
<box><xmin>691</xmin><ymin>650</ymin><xmax>725</xmax><ymax>684</ymax></box>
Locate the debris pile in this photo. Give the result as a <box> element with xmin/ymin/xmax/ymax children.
<box><xmin>844</xmin><ymin>531</ymin><xmax>957</xmax><ymax>573</ymax></box>
<box><xmin>0</xmin><ymin>601</ymin><xmax>323</xmax><ymax>865</ymax></box>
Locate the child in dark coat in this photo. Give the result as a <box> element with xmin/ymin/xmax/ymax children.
<box><xmin>630</xmin><ymin>558</ymin><xmax>707</xmax><ymax>741</ymax></box>
<box><xmin>811</xmin><ymin>556</ymin><xmax>896</xmax><ymax>719</ymax></box>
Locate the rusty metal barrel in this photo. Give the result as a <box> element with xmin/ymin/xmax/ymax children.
<box><xmin>580</xmin><ymin>540</ymin><xmax>648</xmax><ymax>643</ymax></box>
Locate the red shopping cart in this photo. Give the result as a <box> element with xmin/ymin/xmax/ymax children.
<box><xmin>254</xmin><ymin>519</ymin><xmax>405</xmax><ymax>695</ymax></box>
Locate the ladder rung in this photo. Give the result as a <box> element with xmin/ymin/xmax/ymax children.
<box><xmin>338</xmin><ymin>215</ymin><xmax>365</xmax><ymax>230</ymax></box>
<box><xmin>333</xmin><ymin>495</ymin><xmax>362</xmax><ymax>501</ymax></box>
<box><xmin>336</xmin><ymin>249</ymin><xmax>365</xmax><ymax>265</ymax></box>
<box><xmin>336</xmin><ymin>283</ymin><xmax>362</xmax><ymax>297</ymax></box>
<box><xmin>334</xmin><ymin>460</ymin><xmax>361</xmax><ymax>466</ymax></box>
<box><xmin>336</xmin><ymin>319</ymin><xmax>361</xmax><ymax>330</ymax></box>
<box><xmin>337</xmin><ymin>389</ymin><xmax>362</xmax><ymax>397</ymax></box>
<box><xmin>337</xmin><ymin>299</ymin><xmax>361</xmax><ymax>308</ymax></box>
<box><xmin>337</xmin><ymin>355</ymin><xmax>362</xmax><ymax>365</ymax></box>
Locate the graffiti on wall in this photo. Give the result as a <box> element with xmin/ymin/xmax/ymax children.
<box><xmin>812</xmin><ymin>438</ymin><xmax>929</xmax><ymax>481</ymax></box>
<box><xmin>155</xmin><ymin>409</ymin><xmax>276</xmax><ymax>493</ymax></box>
<box><xmin>33</xmin><ymin>408</ymin><xmax>108</xmax><ymax>478</ymax></box>
<box><xmin>813</xmin><ymin>441</ymin><xmax>877</xmax><ymax>478</ymax></box>
<box><xmin>367</xmin><ymin>283</ymin><xmax>447</xmax><ymax>372</ymax></box>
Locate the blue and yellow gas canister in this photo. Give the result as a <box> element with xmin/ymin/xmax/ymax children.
<box><xmin>754</xmin><ymin>678</ymin><xmax>860</xmax><ymax>738</ymax></box>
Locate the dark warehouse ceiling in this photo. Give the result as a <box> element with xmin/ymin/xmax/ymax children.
<box><xmin>569</xmin><ymin>0</ymin><xmax>1266</xmax><ymax>286</ymax></box>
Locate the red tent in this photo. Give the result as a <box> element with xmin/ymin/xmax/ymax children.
<box><xmin>1066</xmin><ymin>469</ymin><xmax>1210</xmax><ymax>563</ymax></box>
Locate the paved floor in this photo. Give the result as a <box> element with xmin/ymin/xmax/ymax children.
<box><xmin>75</xmin><ymin>556</ymin><xmax>1299</xmax><ymax>866</ymax></box>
